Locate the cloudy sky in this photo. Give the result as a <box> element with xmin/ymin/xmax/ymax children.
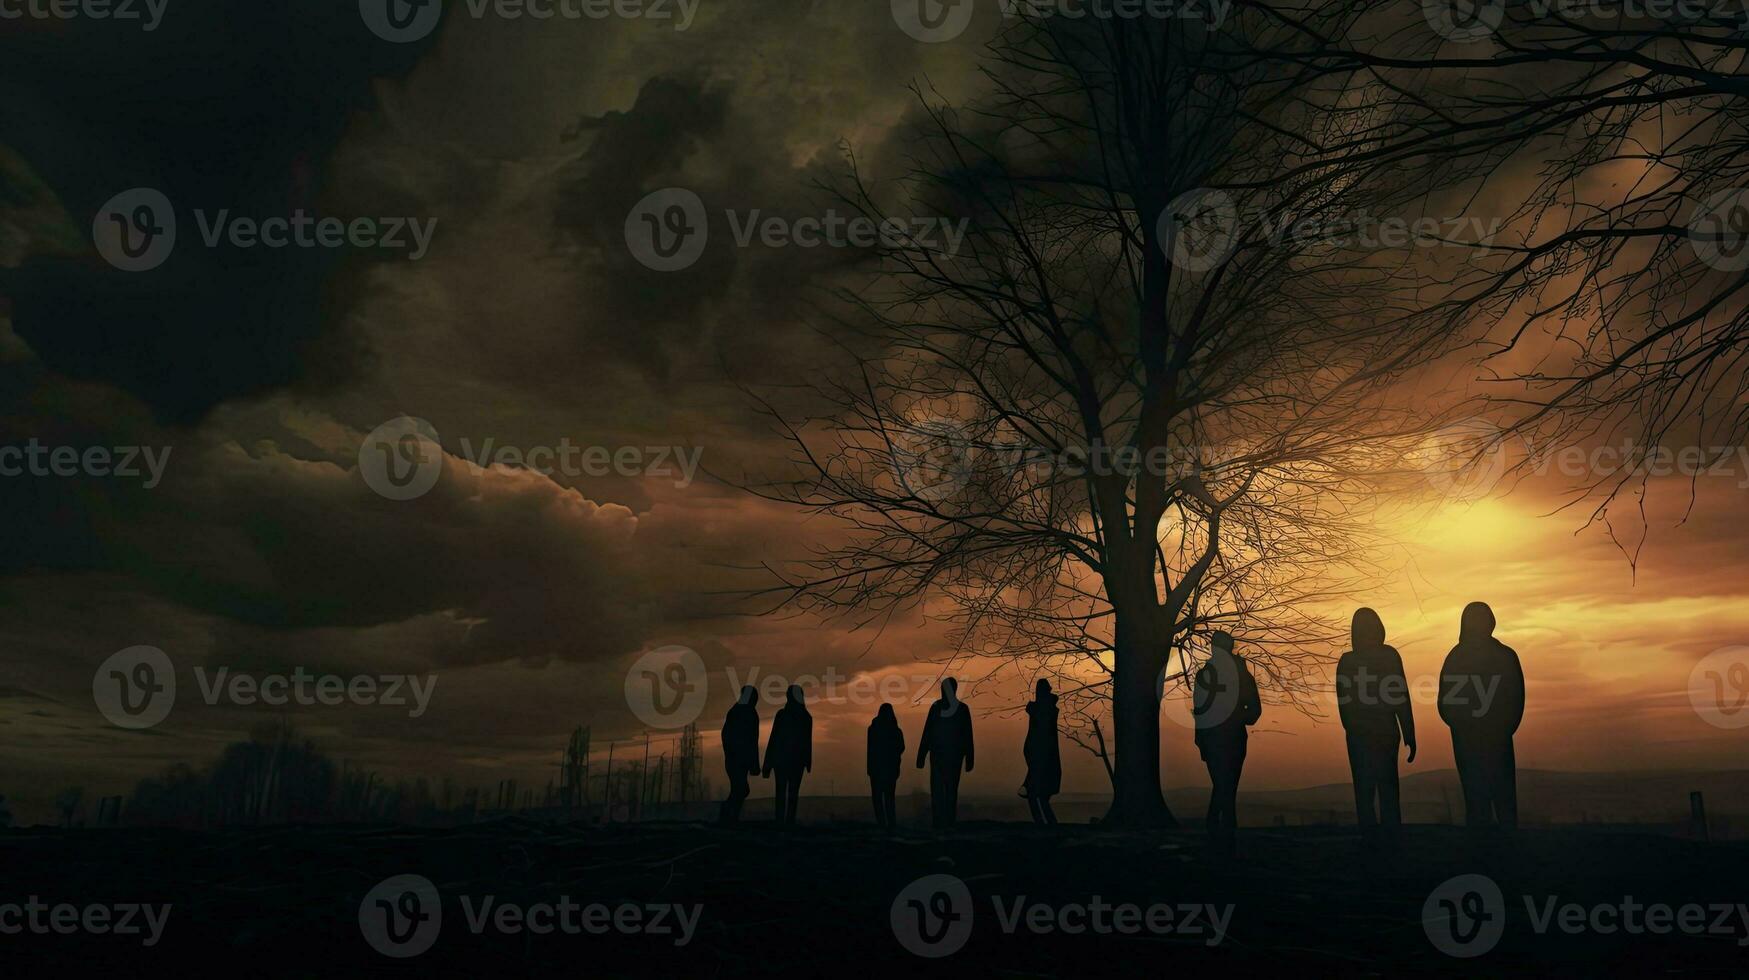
<box><xmin>2</xmin><ymin>0</ymin><xmax>1745</xmax><ymax>824</ymax></box>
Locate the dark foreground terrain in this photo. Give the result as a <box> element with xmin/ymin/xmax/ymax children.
<box><xmin>3</xmin><ymin>821</ymin><xmax>1745</xmax><ymax>976</ymax></box>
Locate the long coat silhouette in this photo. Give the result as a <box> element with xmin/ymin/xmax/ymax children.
<box><xmin>1439</xmin><ymin>601</ymin><xmax>1524</xmax><ymax>831</ymax></box>
<box><xmin>1193</xmin><ymin>632</ymin><xmax>1262</xmax><ymax>856</ymax></box>
<box><xmin>866</xmin><ymin>704</ymin><xmax>905</xmax><ymax>831</ymax></box>
<box><xmin>916</xmin><ymin>678</ymin><xmax>974</xmax><ymax>829</ymax></box>
<box><xmin>718</xmin><ymin>685</ymin><xmax>761</xmax><ymax>825</ymax></box>
<box><xmin>762</xmin><ymin>685</ymin><xmax>812</xmax><ymax>827</ymax></box>
<box><xmin>1336</xmin><ymin>608</ymin><xmax>1416</xmax><ymax>846</ymax></box>
<box><xmin>1022</xmin><ymin>679</ymin><xmax>1061</xmax><ymax>825</ymax></box>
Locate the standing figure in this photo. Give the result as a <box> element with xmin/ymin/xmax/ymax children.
<box><xmin>915</xmin><ymin>677</ymin><xmax>974</xmax><ymax>829</ymax></box>
<box><xmin>1439</xmin><ymin>601</ymin><xmax>1524</xmax><ymax>832</ymax></box>
<box><xmin>1336</xmin><ymin>608</ymin><xmax>1417</xmax><ymax>849</ymax></box>
<box><xmin>1192</xmin><ymin>631</ymin><xmax>1262</xmax><ymax>856</ymax></box>
<box><xmin>762</xmin><ymin>684</ymin><xmax>812</xmax><ymax>828</ymax></box>
<box><xmin>718</xmin><ymin>685</ymin><xmax>761</xmax><ymax>826</ymax></box>
<box><xmin>1021</xmin><ymin>679</ymin><xmax>1061</xmax><ymax>825</ymax></box>
<box><xmin>867</xmin><ymin>703</ymin><xmax>905</xmax><ymax>831</ymax></box>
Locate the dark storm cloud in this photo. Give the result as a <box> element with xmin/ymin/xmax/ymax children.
<box><xmin>0</xmin><ymin>0</ymin><xmax>437</xmax><ymax>424</ymax></box>
<box><xmin>42</xmin><ymin>428</ymin><xmax>658</xmax><ymax>666</ymax></box>
<box><xmin>548</xmin><ymin>71</ymin><xmax>894</xmax><ymax>381</ymax></box>
<box><xmin>0</xmin><ymin>0</ymin><xmax>1008</xmax><ymax>801</ymax></box>
<box><xmin>552</xmin><ymin>73</ymin><xmax>735</xmax><ymax>377</ymax></box>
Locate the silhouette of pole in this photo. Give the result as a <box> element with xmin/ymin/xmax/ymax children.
<box><xmin>603</xmin><ymin>742</ymin><xmax>616</xmax><ymax>823</ymax></box>
<box><xmin>640</xmin><ymin>733</ymin><xmax>652</xmax><ymax>821</ymax></box>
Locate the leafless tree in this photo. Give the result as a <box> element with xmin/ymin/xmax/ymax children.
<box><xmin>747</xmin><ymin>9</ymin><xmax>1478</xmax><ymax>825</ymax></box>
<box><xmin>1263</xmin><ymin>3</ymin><xmax>1749</xmax><ymax>553</ymax></box>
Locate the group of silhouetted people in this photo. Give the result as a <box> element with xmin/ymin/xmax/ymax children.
<box><xmin>1195</xmin><ymin>600</ymin><xmax>1525</xmax><ymax>853</ymax></box>
<box><xmin>1332</xmin><ymin>600</ymin><xmax>1525</xmax><ymax>849</ymax></box>
<box><xmin>719</xmin><ymin>675</ymin><xmax>1060</xmax><ymax>831</ymax></box>
<box><xmin>717</xmin><ymin>600</ymin><xmax>1525</xmax><ymax>851</ymax></box>
<box><xmin>719</xmin><ymin>683</ymin><xmax>816</xmax><ymax>828</ymax></box>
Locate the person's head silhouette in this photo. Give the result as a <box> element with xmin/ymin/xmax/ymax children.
<box><xmin>738</xmin><ymin>684</ymin><xmax>757</xmax><ymax>705</ymax></box>
<box><xmin>1210</xmin><ymin>630</ymin><xmax>1236</xmax><ymax>660</ymax></box>
<box><xmin>1459</xmin><ymin>601</ymin><xmax>1496</xmax><ymax>643</ymax></box>
<box><xmin>786</xmin><ymin>683</ymin><xmax>806</xmax><ymax>707</ymax></box>
<box><xmin>1035</xmin><ymin>678</ymin><xmax>1052</xmax><ymax>698</ymax></box>
<box><xmin>1352</xmin><ymin>607</ymin><xmax>1386</xmax><ymax>651</ymax></box>
<box><xmin>941</xmin><ymin>677</ymin><xmax>958</xmax><ymax>698</ymax></box>
<box><xmin>875</xmin><ymin>702</ymin><xmax>896</xmax><ymax>724</ymax></box>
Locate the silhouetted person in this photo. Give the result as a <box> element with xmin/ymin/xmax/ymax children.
<box><xmin>1337</xmin><ymin>608</ymin><xmax>1417</xmax><ymax>849</ymax></box>
<box><xmin>1021</xmin><ymin>679</ymin><xmax>1061</xmax><ymax>825</ymax></box>
<box><xmin>1193</xmin><ymin>631</ymin><xmax>1262</xmax><ymax>856</ymax></box>
<box><xmin>1439</xmin><ymin>601</ymin><xmax>1524</xmax><ymax>832</ymax></box>
<box><xmin>867</xmin><ymin>703</ymin><xmax>905</xmax><ymax>831</ymax></box>
<box><xmin>916</xmin><ymin>677</ymin><xmax>974</xmax><ymax>829</ymax></box>
<box><xmin>718</xmin><ymin>685</ymin><xmax>761</xmax><ymax>826</ymax></box>
<box><xmin>762</xmin><ymin>684</ymin><xmax>812</xmax><ymax>827</ymax></box>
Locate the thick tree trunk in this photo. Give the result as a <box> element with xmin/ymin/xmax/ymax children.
<box><xmin>1102</xmin><ymin>608</ymin><xmax>1177</xmax><ymax>828</ymax></box>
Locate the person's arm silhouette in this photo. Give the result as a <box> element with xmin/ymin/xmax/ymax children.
<box><xmin>761</xmin><ymin>714</ymin><xmax>777</xmax><ymax>779</ymax></box>
<box><xmin>1390</xmin><ymin>646</ymin><xmax>1417</xmax><ymax>762</ymax></box>
<box><xmin>802</xmin><ymin>712</ymin><xmax>813</xmax><ymax>774</ymax></box>
<box><xmin>1501</xmin><ymin>644</ymin><xmax>1525</xmax><ymax>737</ymax></box>
<box><xmin>1335</xmin><ymin>653</ymin><xmax>1357</xmax><ymax>734</ymax></box>
<box><xmin>1437</xmin><ymin>653</ymin><xmax>1460</xmax><ymax>729</ymax></box>
<box><xmin>916</xmin><ymin>705</ymin><xmax>934</xmax><ymax>769</ymax></box>
<box><xmin>1191</xmin><ymin>663</ymin><xmax>1211</xmax><ymax>719</ymax></box>
<box><xmin>962</xmin><ymin>708</ymin><xmax>974</xmax><ymax>773</ymax></box>
<box><xmin>1240</xmin><ymin>662</ymin><xmax>1262</xmax><ymax>726</ymax></box>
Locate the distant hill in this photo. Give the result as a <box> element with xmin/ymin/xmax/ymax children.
<box><xmin>1125</xmin><ymin>769</ymin><xmax>1748</xmax><ymax>830</ymax></box>
<box><xmin>745</xmin><ymin>769</ymin><xmax>1749</xmax><ymax>834</ymax></box>
<box><xmin>11</xmin><ymin>766</ymin><xmax>1745</xmax><ymax>835</ymax></box>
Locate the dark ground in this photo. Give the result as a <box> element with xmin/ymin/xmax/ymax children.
<box><xmin>3</xmin><ymin>821</ymin><xmax>1745</xmax><ymax>976</ymax></box>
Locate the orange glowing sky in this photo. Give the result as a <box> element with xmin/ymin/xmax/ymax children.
<box><xmin>718</xmin><ymin>466</ymin><xmax>1749</xmax><ymax>798</ymax></box>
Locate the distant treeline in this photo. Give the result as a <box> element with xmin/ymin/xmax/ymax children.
<box><xmin>122</xmin><ymin>722</ymin><xmax>467</xmax><ymax>827</ymax></box>
<box><xmin>32</xmin><ymin>722</ymin><xmax>709</xmax><ymax>829</ymax></box>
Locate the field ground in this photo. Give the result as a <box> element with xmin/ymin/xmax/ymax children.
<box><xmin>3</xmin><ymin>821</ymin><xmax>1746</xmax><ymax>976</ymax></box>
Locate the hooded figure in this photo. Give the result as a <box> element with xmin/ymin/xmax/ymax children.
<box><xmin>1438</xmin><ymin>602</ymin><xmax>1525</xmax><ymax>831</ymax></box>
<box><xmin>916</xmin><ymin>677</ymin><xmax>974</xmax><ymax>829</ymax></box>
<box><xmin>1336</xmin><ymin>608</ymin><xmax>1417</xmax><ymax>847</ymax></box>
<box><xmin>866</xmin><ymin>703</ymin><xmax>905</xmax><ymax>831</ymax></box>
<box><xmin>718</xmin><ymin>685</ymin><xmax>761</xmax><ymax>826</ymax></box>
<box><xmin>762</xmin><ymin>684</ymin><xmax>813</xmax><ymax>827</ymax></box>
<box><xmin>1022</xmin><ymin>679</ymin><xmax>1062</xmax><ymax>825</ymax></box>
<box><xmin>1192</xmin><ymin>631</ymin><xmax>1262</xmax><ymax>856</ymax></box>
